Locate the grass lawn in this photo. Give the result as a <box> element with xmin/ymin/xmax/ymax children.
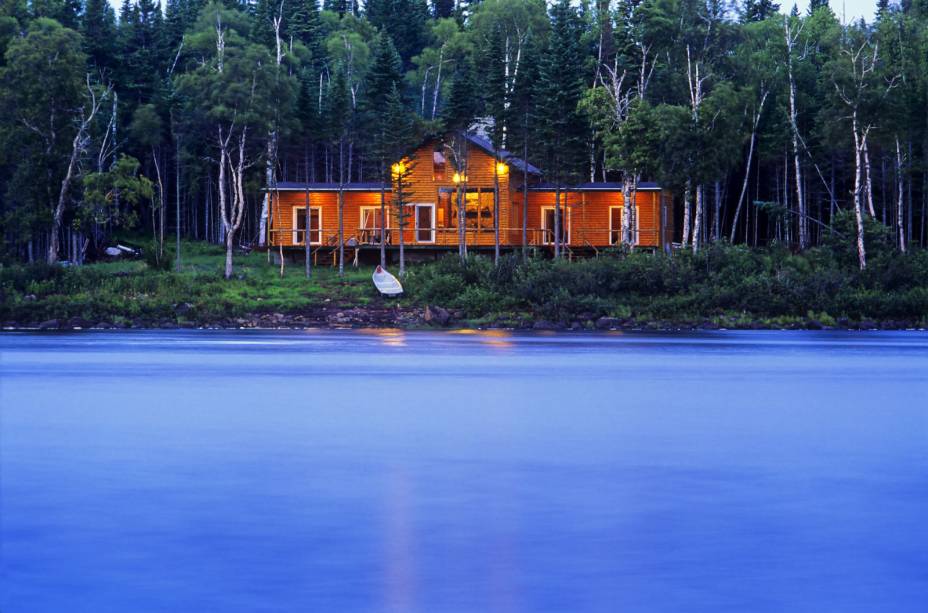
<box><xmin>1</xmin><ymin>241</ymin><xmax>405</xmax><ymax>325</ymax></box>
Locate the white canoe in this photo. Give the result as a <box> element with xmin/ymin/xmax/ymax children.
<box><xmin>372</xmin><ymin>265</ymin><xmax>403</xmax><ymax>296</ymax></box>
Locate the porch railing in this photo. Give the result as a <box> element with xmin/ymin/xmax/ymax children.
<box><xmin>270</xmin><ymin>226</ymin><xmax>631</xmax><ymax>249</ymax></box>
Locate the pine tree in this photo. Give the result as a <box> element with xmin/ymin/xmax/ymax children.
<box><xmin>535</xmin><ymin>0</ymin><xmax>587</xmax><ymax>257</ymax></box>
<box><xmin>807</xmin><ymin>0</ymin><xmax>829</xmax><ymax>14</ymax></box>
<box><xmin>119</xmin><ymin>0</ymin><xmax>168</xmax><ymax>105</ymax></box>
<box><xmin>365</xmin><ymin>33</ymin><xmax>404</xmax><ymax>114</ymax></box>
<box><xmin>535</xmin><ymin>0</ymin><xmax>586</xmax><ymax>182</ymax></box>
<box><xmin>29</xmin><ymin>0</ymin><xmax>82</xmax><ymax>29</ymax></box>
<box><xmin>383</xmin><ymin>82</ymin><xmax>415</xmax><ymax>275</ymax></box>
<box><xmin>442</xmin><ymin>59</ymin><xmax>480</xmax><ymax>130</ymax></box>
<box><xmin>366</xmin><ymin>0</ymin><xmax>430</xmax><ymax>66</ymax></box>
<box><xmin>740</xmin><ymin>0</ymin><xmax>781</xmax><ymax>22</ymax></box>
<box><xmin>81</xmin><ymin>0</ymin><xmax>118</xmax><ymax>74</ymax></box>
<box><xmin>362</xmin><ymin>34</ymin><xmax>404</xmax><ymax>265</ymax></box>
<box><xmin>251</xmin><ymin>0</ymin><xmax>277</xmax><ymax>50</ymax></box>
<box><xmin>286</xmin><ymin>0</ymin><xmax>325</xmax><ymax>67</ymax></box>
<box><xmin>433</xmin><ymin>0</ymin><xmax>454</xmax><ymax>19</ymax></box>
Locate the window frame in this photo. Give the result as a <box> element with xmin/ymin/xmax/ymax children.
<box><xmin>541</xmin><ymin>205</ymin><xmax>570</xmax><ymax>246</ymax></box>
<box><xmin>608</xmin><ymin>204</ymin><xmax>641</xmax><ymax>246</ymax></box>
<box><xmin>292</xmin><ymin>206</ymin><xmax>323</xmax><ymax>245</ymax></box>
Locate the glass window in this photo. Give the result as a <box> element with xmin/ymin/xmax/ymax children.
<box><xmin>542</xmin><ymin>207</ymin><xmax>568</xmax><ymax>245</ymax></box>
<box><xmin>610</xmin><ymin>207</ymin><xmax>622</xmax><ymax>245</ymax></box>
<box><xmin>433</xmin><ymin>150</ymin><xmax>446</xmax><ymax>181</ymax></box>
<box><xmin>293</xmin><ymin>207</ymin><xmax>322</xmax><ymax>245</ymax></box>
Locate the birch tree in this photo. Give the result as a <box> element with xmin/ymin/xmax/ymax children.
<box><xmin>829</xmin><ymin>28</ymin><xmax>898</xmax><ymax>270</ymax></box>
<box><xmin>176</xmin><ymin>3</ymin><xmax>296</xmax><ymax>279</ymax></box>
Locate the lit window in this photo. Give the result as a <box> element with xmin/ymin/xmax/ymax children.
<box><xmin>433</xmin><ymin>150</ymin><xmax>446</xmax><ymax>181</ymax></box>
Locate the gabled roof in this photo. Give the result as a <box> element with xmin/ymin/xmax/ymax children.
<box><xmin>463</xmin><ymin>133</ymin><xmax>543</xmax><ymax>176</ymax></box>
<box><xmin>269</xmin><ymin>182</ymin><xmax>386</xmax><ymax>192</ymax></box>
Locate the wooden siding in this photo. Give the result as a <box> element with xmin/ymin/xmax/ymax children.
<box><xmin>516</xmin><ymin>189</ymin><xmax>666</xmax><ymax>248</ymax></box>
<box><xmin>268</xmin><ymin>137</ymin><xmax>672</xmax><ymax>250</ymax></box>
<box><xmin>270</xmin><ymin>190</ymin><xmax>384</xmax><ymax>247</ymax></box>
<box><xmin>400</xmin><ymin>139</ymin><xmax>512</xmax><ymax>247</ymax></box>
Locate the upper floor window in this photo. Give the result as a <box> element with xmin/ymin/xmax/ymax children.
<box><xmin>433</xmin><ymin>150</ymin><xmax>446</xmax><ymax>181</ymax></box>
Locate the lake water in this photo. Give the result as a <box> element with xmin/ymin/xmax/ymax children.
<box><xmin>1</xmin><ymin>330</ymin><xmax>926</xmax><ymax>612</ymax></box>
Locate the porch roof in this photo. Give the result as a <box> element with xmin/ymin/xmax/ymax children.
<box><xmin>268</xmin><ymin>182</ymin><xmax>387</xmax><ymax>192</ymax></box>
<box><xmin>519</xmin><ymin>182</ymin><xmax>663</xmax><ymax>192</ymax></box>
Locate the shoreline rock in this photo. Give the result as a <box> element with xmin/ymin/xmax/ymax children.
<box><xmin>1</xmin><ymin>306</ymin><xmax>924</xmax><ymax>333</ymax></box>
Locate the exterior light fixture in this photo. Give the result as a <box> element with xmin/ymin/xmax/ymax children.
<box><xmin>496</xmin><ymin>162</ymin><xmax>509</xmax><ymax>176</ymax></box>
<box><xmin>391</xmin><ymin>161</ymin><xmax>406</xmax><ymax>178</ymax></box>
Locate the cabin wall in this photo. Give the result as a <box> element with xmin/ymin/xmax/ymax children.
<box><xmin>266</xmin><ymin>136</ymin><xmax>672</xmax><ymax>251</ymax></box>
<box><xmin>398</xmin><ymin>141</ymin><xmax>512</xmax><ymax>248</ymax></box>
<box><xmin>271</xmin><ymin>191</ymin><xmax>383</xmax><ymax>247</ymax></box>
<box><xmin>270</xmin><ymin>187</ymin><xmax>669</xmax><ymax>250</ymax></box>
<box><xmin>515</xmin><ymin>190</ymin><xmax>663</xmax><ymax>248</ymax></box>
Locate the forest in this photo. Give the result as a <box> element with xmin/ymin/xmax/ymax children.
<box><xmin>1</xmin><ymin>0</ymin><xmax>927</xmax><ymax>276</ymax></box>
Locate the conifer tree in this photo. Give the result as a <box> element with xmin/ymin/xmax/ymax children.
<box><xmin>740</xmin><ymin>0</ymin><xmax>781</xmax><ymax>22</ymax></box>
<box><xmin>366</xmin><ymin>0</ymin><xmax>430</xmax><ymax>65</ymax></box>
<box><xmin>535</xmin><ymin>0</ymin><xmax>586</xmax><ymax>257</ymax></box>
<box><xmin>286</xmin><ymin>0</ymin><xmax>325</xmax><ymax>66</ymax></box>
<box><xmin>81</xmin><ymin>0</ymin><xmax>118</xmax><ymax>74</ymax></box>
<box><xmin>433</xmin><ymin>0</ymin><xmax>454</xmax><ymax>19</ymax></box>
<box><xmin>364</xmin><ymin>33</ymin><xmax>404</xmax><ymax>266</ymax></box>
<box><xmin>807</xmin><ymin>0</ymin><xmax>829</xmax><ymax>13</ymax></box>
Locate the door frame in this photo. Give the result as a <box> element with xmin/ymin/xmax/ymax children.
<box><xmin>414</xmin><ymin>203</ymin><xmax>435</xmax><ymax>243</ymax></box>
<box><xmin>541</xmin><ymin>206</ymin><xmax>570</xmax><ymax>246</ymax></box>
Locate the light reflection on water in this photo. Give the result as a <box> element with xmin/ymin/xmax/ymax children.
<box><xmin>1</xmin><ymin>330</ymin><xmax>927</xmax><ymax>612</ymax></box>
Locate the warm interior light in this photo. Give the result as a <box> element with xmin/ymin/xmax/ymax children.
<box><xmin>496</xmin><ymin>162</ymin><xmax>509</xmax><ymax>176</ymax></box>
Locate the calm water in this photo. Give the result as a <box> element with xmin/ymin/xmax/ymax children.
<box><xmin>1</xmin><ymin>330</ymin><xmax>927</xmax><ymax>612</ymax></box>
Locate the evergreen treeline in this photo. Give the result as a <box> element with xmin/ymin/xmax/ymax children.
<box><xmin>2</xmin><ymin>0</ymin><xmax>927</xmax><ymax>273</ymax></box>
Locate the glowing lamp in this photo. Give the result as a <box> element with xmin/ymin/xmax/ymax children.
<box><xmin>496</xmin><ymin>162</ymin><xmax>509</xmax><ymax>176</ymax></box>
<box><xmin>391</xmin><ymin>161</ymin><xmax>406</xmax><ymax>177</ymax></box>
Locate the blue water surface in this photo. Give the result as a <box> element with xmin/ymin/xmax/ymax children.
<box><xmin>1</xmin><ymin>330</ymin><xmax>926</xmax><ymax>612</ymax></box>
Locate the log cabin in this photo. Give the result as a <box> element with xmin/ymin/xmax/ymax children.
<box><xmin>266</xmin><ymin>133</ymin><xmax>674</xmax><ymax>261</ymax></box>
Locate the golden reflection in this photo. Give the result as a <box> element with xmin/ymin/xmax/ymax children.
<box><xmin>479</xmin><ymin>329</ymin><xmax>514</xmax><ymax>349</ymax></box>
<box><xmin>362</xmin><ymin>328</ymin><xmax>407</xmax><ymax>347</ymax></box>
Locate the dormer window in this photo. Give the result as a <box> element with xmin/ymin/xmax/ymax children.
<box><xmin>433</xmin><ymin>150</ymin><xmax>446</xmax><ymax>181</ymax></box>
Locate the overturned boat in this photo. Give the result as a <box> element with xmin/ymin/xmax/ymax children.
<box><xmin>372</xmin><ymin>265</ymin><xmax>403</xmax><ymax>296</ymax></box>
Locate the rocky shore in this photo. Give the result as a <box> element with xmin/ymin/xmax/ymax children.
<box><xmin>3</xmin><ymin>303</ymin><xmax>924</xmax><ymax>332</ymax></box>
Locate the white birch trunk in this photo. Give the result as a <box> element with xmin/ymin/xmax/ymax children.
<box><xmin>692</xmin><ymin>184</ymin><xmax>703</xmax><ymax>255</ymax></box>
<box><xmin>852</xmin><ymin>114</ymin><xmax>867</xmax><ymax>270</ymax></box>
<box><xmin>896</xmin><ymin>137</ymin><xmax>905</xmax><ymax>252</ymax></box>
<box><xmin>785</xmin><ymin>19</ymin><xmax>807</xmax><ymax>249</ymax></box>
<box><xmin>681</xmin><ymin>180</ymin><xmax>692</xmax><ymax>247</ymax></box>
<box><xmin>863</xmin><ymin>138</ymin><xmax>875</xmax><ymax>217</ymax></box>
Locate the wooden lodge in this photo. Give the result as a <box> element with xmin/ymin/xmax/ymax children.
<box><xmin>266</xmin><ymin>133</ymin><xmax>674</xmax><ymax>260</ymax></box>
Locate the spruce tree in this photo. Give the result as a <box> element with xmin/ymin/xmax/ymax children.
<box><xmin>364</xmin><ymin>34</ymin><xmax>404</xmax><ymax>266</ymax></box>
<box><xmin>535</xmin><ymin>0</ymin><xmax>586</xmax><ymax>184</ymax></box>
<box><xmin>366</xmin><ymin>0</ymin><xmax>429</xmax><ymax>66</ymax></box>
<box><xmin>535</xmin><ymin>0</ymin><xmax>586</xmax><ymax>256</ymax></box>
<box><xmin>433</xmin><ymin>0</ymin><xmax>454</xmax><ymax>19</ymax></box>
<box><xmin>442</xmin><ymin>59</ymin><xmax>480</xmax><ymax>131</ymax></box>
<box><xmin>120</xmin><ymin>0</ymin><xmax>168</xmax><ymax>105</ymax></box>
<box><xmin>251</xmin><ymin>0</ymin><xmax>277</xmax><ymax>50</ymax></box>
<box><xmin>81</xmin><ymin>0</ymin><xmax>118</xmax><ymax>74</ymax></box>
<box><xmin>29</xmin><ymin>0</ymin><xmax>82</xmax><ymax>29</ymax></box>
<box><xmin>286</xmin><ymin>0</ymin><xmax>325</xmax><ymax>67</ymax></box>
<box><xmin>740</xmin><ymin>0</ymin><xmax>781</xmax><ymax>22</ymax></box>
<box><xmin>807</xmin><ymin>0</ymin><xmax>829</xmax><ymax>13</ymax></box>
